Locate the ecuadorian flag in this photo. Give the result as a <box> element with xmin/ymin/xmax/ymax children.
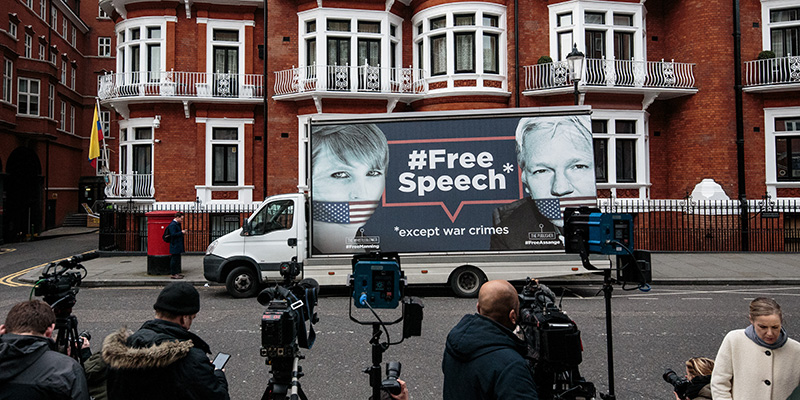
<box><xmin>88</xmin><ymin>103</ymin><xmax>103</xmax><ymax>168</ymax></box>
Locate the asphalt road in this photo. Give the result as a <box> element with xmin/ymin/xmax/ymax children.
<box><xmin>3</xmin><ymin>235</ymin><xmax>800</xmax><ymax>399</ymax></box>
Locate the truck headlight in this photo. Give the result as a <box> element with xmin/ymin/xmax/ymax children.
<box><xmin>206</xmin><ymin>240</ymin><xmax>218</xmax><ymax>255</ymax></box>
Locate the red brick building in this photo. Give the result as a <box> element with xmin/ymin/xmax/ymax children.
<box><xmin>1</xmin><ymin>0</ymin><xmax>114</xmax><ymax>242</ymax></box>
<box><xmin>2</xmin><ymin>0</ymin><xmax>799</xmax><ymax>243</ymax></box>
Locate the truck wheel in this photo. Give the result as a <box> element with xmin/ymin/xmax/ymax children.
<box><xmin>450</xmin><ymin>266</ymin><xmax>486</xmax><ymax>298</ymax></box>
<box><xmin>226</xmin><ymin>266</ymin><xmax>259</xmax><ymax>298</ymax></box>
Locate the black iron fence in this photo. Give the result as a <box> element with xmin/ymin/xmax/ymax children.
<box><xmin>99</xmin><ymin>199</ymin><xmax>800</xmax><ymax>253</ymax></box>
<box><xmin>599</xmin><ymin>199</ymin><xmax>800</xmax><ymax>252</ymax></box>
<box><xmin>99</xmin><ymin>203</ymin><xmax>258</xmax><ymax>253</ymax></box>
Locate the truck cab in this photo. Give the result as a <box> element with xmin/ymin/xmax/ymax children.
<box><xmin>203</xmin><ymin>193</ymin><xmax>307</xmax><ymax>297</ymax></box>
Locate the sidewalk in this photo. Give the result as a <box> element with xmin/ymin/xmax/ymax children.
<box><xmin>16</xmin><ymin>251</ymin><xmax>800</xmax><ymax>288</ymax></box>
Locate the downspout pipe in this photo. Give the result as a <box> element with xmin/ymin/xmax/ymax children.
<box><xmin>514</xmin><ymin>0</ymin><xmax>520</xmax><ymax>107</ymax></box>
<box><xmin>262</xmin><ymin>0</ymin><xmax>268</xmax><ymax>200</ymax></box>
<box><xmin>733</xmin><ymin>0</ymin><xmax>748</xmax><ymax>250</ymax></box>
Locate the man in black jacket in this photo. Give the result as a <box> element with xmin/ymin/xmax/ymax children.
<box><xmin>442</xmin><ymin>280</ymin><xmax>538</xmax><ymax>400</ymax></box>
<box><xmin>0</xmin><ymin>300</ymin><xmax>90</xmax><ymax>400</ymax></box>
<box><xmin>103</xmin><ymin>282</ymin><xmax>229</xmax><ymax>400</ymax></box>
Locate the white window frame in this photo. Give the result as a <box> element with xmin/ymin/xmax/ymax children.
<box><xmin>70</xmin><ymin>66</ymin><xmax>75</xmax><ymax>89</ymax></box>
<box><xmin>39</xmin><ymin>0</ymin><xmax>46</xmax><ymax>18</ymax></box>
<box><xmin>71</xmin><ymin>26</ymin><xmax>76</xmax><ymax>47</ymax></box>
<box><xmin>548</xmin><ymin>1</ymin><xmax>644</xmax><ymax>62</ymax></box>
<box><xmin>17</xmin><ymin>77</ymin><xmax>40</xmax><ymax>116</ymax></box>
<box><xmin>69</xmin><ymin>105</ymin><xmax>74</xmax><ymax>132</ymax></box>
<box><xmin>9</xmin><ymin>21</ymin><xmax>17</xmax><ymax>39</ymax></box>
<box><xmin>101</xmin><ymin>110</ymin><xmax>111</xmax><ymax>137</ymax></box>
<box><xmin>761</xmin><ymin>0</ymin><xmax>800</xmax><ymax>57</ymax></box>
<box><xmin>39</xmin><ymin>43</ymin><xmax>46</xmax><ymax>60</ymax></box>
<box><xmin>202</xmin><ymin>119</ymin><xmax>246</xmax><ymax>187</ymax></box>
<box><xmin>3</xmin><ymin>59</ymin><xmax>12</xmax><ymax>103</ymax></box>
<box><xmin>99</xmin><ymin>5</ymin><xmax>110</xmax><ymax>19</ymax></box>
<box><xmin>202</xmin><ymin>19</ymin><xmax>250</xmax><ymax>76</ymax></box>
<box><xmin>591</xmin><ymin>109</ymin><xmax>649</xmax><ymax>198</ymax></box>
<box><xmin>98</xmin><ymin>37</ymin><xmax>111</xmax><ymax>57</ymax></box>
<box><xmin>62</xmin><ymin>17</ymin><xmax>67</xmax><ymax>38</ymax></box>
<box><xmin>26</xmin><ymin>0</ymin><xmax>33</xmax><ymax>8</ymax></box>
<box><xmin>765</xmin><ymin>106</ymin><xmax>800</xmax><ymax>198</ymax></box>
<box><xmin>51</xmin><ymin>7</ymin><xmax>57</xmax><ymax>30</ymax></box>
<box><xmin>118</xmin><ymin>118</ymin><xmax>155</xmax><ymax>175</ymax></box>
<box><xmin>299</xmin><ymin>9</ymin><xmax>402</xmax><ymax>72</ymax></box>
<box><xmin>116</xmin><ymin>17</ymin><xmax>171</xmax><ymax>82</ymax></box>
<box><xmin>24</xmin><ymin>34</ymin><xmax>32</xmax><ymax>58</ymax></box>
<box><xmin>412</xmin><ymin>2</ymin><xmax>506</xmax><ymax>90</ymax></box>
<box><xmin>47</xmin><ymin>83</ymin><xmax>53</xmax><ymax>118</ymax></box>
<box><xmin>61</xmin><ymin>60</ymin><xmax>66</xmax><ymax>84</ymax></box>
<box><xmin>59</xmin><ymin>100</ymin><xmax>66</xmax><ymax>130</ymax></box>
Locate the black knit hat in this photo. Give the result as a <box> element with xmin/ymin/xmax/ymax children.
<box><xmin>153</xmin><ymin>282</ymin><xmax>200</xmax><ymax>315</ymax></box>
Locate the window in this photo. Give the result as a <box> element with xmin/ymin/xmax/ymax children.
<box><xmin>116</xmin><ymin>19</ymin><xmax>165</xmax><ymax>83</ymax></box>
<box><xmin>9</xmin><ymin>21</ymin><xmax>17</xmax><ymax>39</ymax></box>
<box><xmin>99</xmin><ymin>5</ymin><xmax>109</xmax><ymax>18</ymax></box>
<box><xmin>60</xmin><ymin>100</ymin><xmax>65</xmax><ymax>130</ymax></box>
<box><xmin>39</xmin><ymin>43</ymin><xmax>46</xmax><ymax>60</ymax></box>
<box><xmin>590</xmin><ymin>111</ymin><xmax>646</xmax><ymax>190</ymax></box>
<box><xmin>771</xmin><ymin>113</ymin><xmax>800</xmax><ymax>182</ymax></box>
<box><xmin>62</xmin><ymin>17</ymin><xmax>67</xmax><ymax>38</ymax></box>
<box><xmin>70</xmin><ymin>66</ymin><xmax>75</xmax><ymax>89</ymax></box>
<box><xmin>70</xmin><ymin>105</ymin><xmax>74</xmax><ymax>133</ymax></box>
<box><xmin>249</xmin><ymin>199</ymin><xmax>294</xmax><ymax>235</ymax></box>
<box><xmin>24</xmin><ymin>34</ymin><xmax>32</xmax><ymax>58</ymax></box>
<box><xmin>71</xmin><ymin>26</ymin><xmax>76</xmax><ymax>47</ymax></box>
<box><xmin>549</xmin><ymin>3</ymin><xmax>643</xmax><ymax>62</ymax></box>
<box><xmin>61</xmin><ymin>61</ymin><xmax>66</xmax><ymax>84</ymax></box>
<box><xmin>413</xmin><ymin>4</ymin><xmax>505</xmax><ymax>81</ymax></box>
<box><xmin>39</xmin><ymin>0</ymin><xmax>46</xmax><ymax>18</ymax></box>
<box><xmin>300</xmin><ymin>10</ymin><xmax>403</xmax><ymax>91</ymax></box>
<box><xmin>50</xmin><ymin>50</ymin><xmax>56</xmax><ymax>64</ymax></box>
<box><xmin>99</xmin><ymin>37</ymin><xmax>111</xmax><ymax>56</ymax></box>
<box><xmin>26</xmin><ymin>0</ymin><xmax>33</xmax><ymax>8</ymax></box>
<box><xmin>47</xmin><ymin>84</ymin><xmax>53</xmax><ymax>118</ymax></box>
<box><xmin>767</xmin><ymin>7</ymin><xmax>800</xmax><ymax>57</ymax></box>
<box><xmin>101</xmin><ymin>110</ymin><xmax>111</xmax><ymax>136</ymax></box>
<box><xmin>118</xmin><ymin>122</ymin><xmax>154</xmax><ymax>194</ymax></box>
<box><xmin>3</xmin><ymin>59</ymin><xmax>12</xmax><ymax>102</ymax></box>
<box><xmin>207</xmin><ymin>125</ymin><xmax>243</xmax><ymax>186</ymax></box>
<box><xmin>51</xmin><ymin>8</ymin><xmax>57</xmax><ymax>30</ymax></box>
<box><xmin>212</xmin><ymin>128</ymin><xmax>239</xmax><ymax>186</ymax></box>
<box><xmin>18</xmin><ymin>77</ymin><xmax>40</xmax><ymax>116</ymax></box>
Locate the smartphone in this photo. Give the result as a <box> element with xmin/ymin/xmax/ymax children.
<box><xmin>212</xmin><ymin>353</ymin><xmax>231</xmax><ymax>370</ymax></box>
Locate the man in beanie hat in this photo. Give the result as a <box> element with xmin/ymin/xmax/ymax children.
<box><xmin>102</xmin><ymin>283</ymin><xmax>229</xmax><ymax>400</ymax></box>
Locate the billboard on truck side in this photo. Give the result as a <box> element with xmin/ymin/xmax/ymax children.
<box><xmin>309</xmin><ymin>109</ymin><xmax>596</xmax><ymax>255</ymax></box>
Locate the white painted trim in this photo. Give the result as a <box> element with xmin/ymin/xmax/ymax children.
<box><xmin>764</xmin><ymin>106</ymin><xmax>800</xmax><ymax>198</ymax></box>
<box><xmin>760</xmin><ymin>0</ymin><xmax>800</xmax><ymax>54</ymax></box>
<box><xmin>204</xmin><ymin>20</ymin><xmax>248</xmax><ymax>78</ymax></box>
<box><xmin>590</xmin><ymin>109</ymin><xmax>649</xmax><ymax>197</ymax></box>
<box><xmin>202</xmin><ymin>119</ymin><xmax>247</xmax><ymax>189</ymax></box>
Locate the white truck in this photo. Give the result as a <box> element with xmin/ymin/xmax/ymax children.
<box><xmin>204</xmin><ymin>107</ymin><xmax>598</xmax><ymax>297</ymax></box>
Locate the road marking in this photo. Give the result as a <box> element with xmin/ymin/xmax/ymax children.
<box><xmin>0</xmin><ymin>248</ymin><xmax>17</xmax><ymax>255</ymax></box>
<box><xmin>681</xmin><ymin>297</ymin><xmax>713</xmax><ymax>300</ymax></box>
<box><xmin>0</xmin><ymin>254</ymin><xmax>80</xmax><ymax>288</ymax></box>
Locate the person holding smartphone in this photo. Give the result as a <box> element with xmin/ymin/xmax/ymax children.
<box><xmin>103</xmin><ymin>282</ymin><xmax>229</xmax><ymax>400</ymax></box>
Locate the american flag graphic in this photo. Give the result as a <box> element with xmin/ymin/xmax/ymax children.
<box><xmin>312</xmin><ymin>200</ymin><xmax>379</xmax><ymax>224</ymax></box>
<box><xmin>535</xmin><ymin>197</ymin><xmax>596</xmax><ymax>220</ymax></box>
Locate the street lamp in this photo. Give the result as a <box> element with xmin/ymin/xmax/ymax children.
<box><xmin>566</xmin><ymin>43</ymin><xmax>585</xmax><ymax>105</ymax></box>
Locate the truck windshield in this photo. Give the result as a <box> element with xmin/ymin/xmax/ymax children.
<box><xmin>249</xmin><ymin>199</ymin><xmax>294</xmax><ymax>235</ymax></box>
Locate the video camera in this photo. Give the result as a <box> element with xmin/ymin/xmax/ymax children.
<box><xmin>34</xmin><ymin>253</ymin><xmax>96</xmax><ymax>311</ymax></box>
<box><xmin>518</xmin><ymin>278</ymin><xmax>595</xmax><ymax>400</ymax></box>
<box><xmin>564</xmin><ymin>207</ymin><xmax>652</xmax><ymax>289</ymax></box>
<box><xmin>347</xmin><ymin>252</ymin><xmax>423</xmax><ymax>400</ymax></box>
<box><xmin>257</xmin><ymin>257</ymin><xmax>319</xmax><ymax>400</ymax></box>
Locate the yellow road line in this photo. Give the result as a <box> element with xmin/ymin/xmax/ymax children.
<box><xmin>0</xmin><ymin>254</ymin><xmax>78</xmax><ymax>288</ymax></box>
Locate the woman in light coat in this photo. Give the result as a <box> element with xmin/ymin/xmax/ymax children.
<box><xmin>711</xmin><ymin>297</ymin><xmax>800</xmax><ymax>400</ymax></box>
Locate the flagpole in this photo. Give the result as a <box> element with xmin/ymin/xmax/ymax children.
<box><xmin>96</xmin><ymin>98</ymin><xmax>109</xmax><ymax>173</ymax></box>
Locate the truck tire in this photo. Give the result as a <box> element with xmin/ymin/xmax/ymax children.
<box><xmin>450</xmin><ymin>266</ymin><xmax>486</xmax><ymax>298</ymax></box>
<box><xmin>226</xmin><ymin>266</ymin><xmax>259</xmax><ymax>298</ymax></box>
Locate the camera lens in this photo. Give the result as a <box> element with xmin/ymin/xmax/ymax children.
<box><xmin>385</xmin><ymin>361</ymin><xmax>401</xmax><ymax>379</ymax></box>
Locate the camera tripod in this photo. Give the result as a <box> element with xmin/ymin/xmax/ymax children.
<box><xmin>262</xmin><ymin>353</ymin><xmax>307</xmax><ymax>400</ymax></box>
<box><xmin>52</xmin><ymin>303</ymin><xmax>85</xmax><ymax>364</ymax></box>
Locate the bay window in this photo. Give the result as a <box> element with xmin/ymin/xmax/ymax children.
<box><xmin>116</xmin><ymin>18</ymin><xmax>168</xmax><ymax>84</ymax></box>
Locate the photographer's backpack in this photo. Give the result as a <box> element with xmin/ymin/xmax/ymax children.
<box><xmin>162</xmin><ymin>227</ymin><xmax>171</xmax><ymax>243</ymax></box>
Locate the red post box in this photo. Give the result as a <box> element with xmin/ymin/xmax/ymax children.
<box><xmin>146</xmin><ymin>211</ymin><xmax>176</xmax><ymax>275</ymax></box>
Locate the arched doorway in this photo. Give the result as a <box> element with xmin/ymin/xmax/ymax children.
<box><xmin>4</xmin><ymin>147</ymin><xmax>43</xmax><ymax>242</ymax></box>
